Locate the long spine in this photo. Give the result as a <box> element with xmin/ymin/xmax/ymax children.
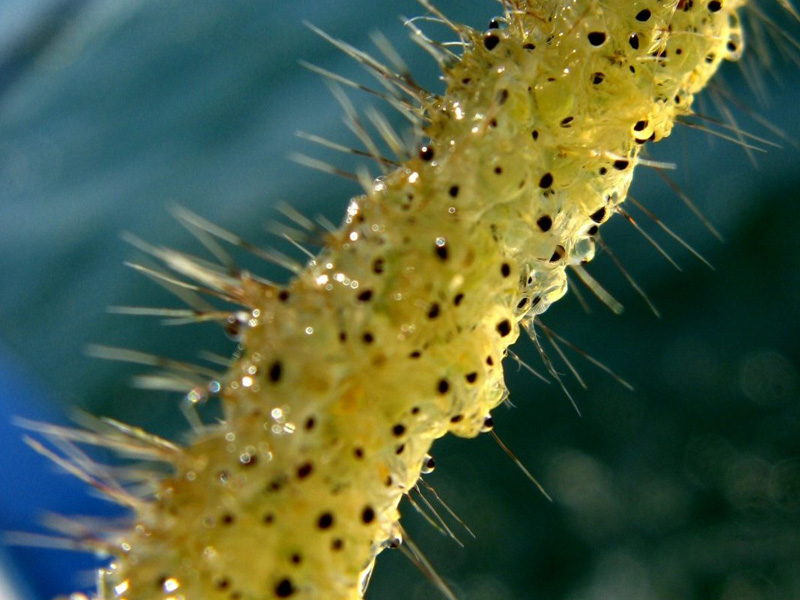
<box><xmin>41</xmin><ymin>2</ymin><xmax>754</xmax><ymax>599</ymax></box>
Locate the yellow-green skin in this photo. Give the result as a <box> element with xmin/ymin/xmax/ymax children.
<box><xmin>99</xmin><ymin>1</ymin><xmax>745</xmax><ymax>599</ymax></box>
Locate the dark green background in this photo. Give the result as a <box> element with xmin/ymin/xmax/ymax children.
<box><xmin>0</xmin><ymin>2</ymin><xmax>798</xmax><ymax>599</ymax></box>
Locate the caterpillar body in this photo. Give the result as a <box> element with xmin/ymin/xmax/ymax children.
<box><xmin>13</xmin><ymin>1</ymin><xmax>800</xmax><ymax>600</ymax></box>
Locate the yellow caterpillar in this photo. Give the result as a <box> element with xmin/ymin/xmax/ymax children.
<box><xmin>16</xmin><ymin>1</ymin><xmax>800</xmax><ymax>599</ymax></box>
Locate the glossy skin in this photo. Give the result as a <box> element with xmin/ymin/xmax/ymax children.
<box><xmin>61</xmin><ymin>1</ymin><xmax>747</xmax><ymax>598</ymax></box>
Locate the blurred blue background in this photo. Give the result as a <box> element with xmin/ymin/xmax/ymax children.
<box><xmin>0</xmin><ymin>1</ymin><xmax>798</xmax><ymax>599</ymax></box>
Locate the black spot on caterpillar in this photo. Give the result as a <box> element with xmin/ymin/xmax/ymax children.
<box><xmin>1</xmin><ymin>2</ymin><xmax>800</xmax><ymax>600</ymax></box>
